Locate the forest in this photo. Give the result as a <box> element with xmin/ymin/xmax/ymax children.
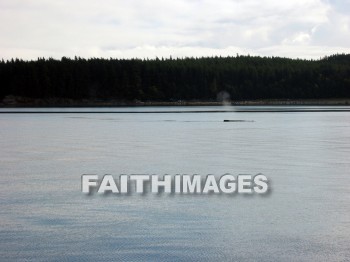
<box><xmin>0</xmin><ymin>54</ymin><xmax>350</xmax><ymax>102</ymax></box>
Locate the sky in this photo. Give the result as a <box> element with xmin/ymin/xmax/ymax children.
<box><xmin>1</xmin><ymin>0</ymin><xmax>350</xmax><ymax>60</ymax></box>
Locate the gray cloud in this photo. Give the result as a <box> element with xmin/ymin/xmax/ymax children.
<box><xmin>0</xmin><ymin>0</ymin><xmax>349</xmax><ymax>60</ymax></box>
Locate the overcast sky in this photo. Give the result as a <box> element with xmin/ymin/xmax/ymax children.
<box><xmin>1</xmin><ymin>0</ymin><xmax>350</xmax><ymax>60</ymax></box>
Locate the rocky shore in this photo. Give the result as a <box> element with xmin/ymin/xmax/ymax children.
<box><xmin>1</xmin><ymin>95</ymin><xmax>349</xmax><ymax>107</ymax></box>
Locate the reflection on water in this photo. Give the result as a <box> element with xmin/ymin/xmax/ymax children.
<box><xmin>0</xmin><ymin>106</ymin><xmax>350</xmax><ymax>261</ymax></box>
<box><xmin>1</xmin><ymin>105</ymin><xmax>350</xmax><ymax>113</ymax></box>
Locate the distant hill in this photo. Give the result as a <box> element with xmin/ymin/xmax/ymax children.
<box><xmin>1</xmin><ymin>54</ymin><xmax>350</xmax><ymax>104</ymax></box>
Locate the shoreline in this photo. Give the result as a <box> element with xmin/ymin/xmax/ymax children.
<box><xmin>1</xmin><ymin>96</ymin><xmax>350</xmax><ymax>107</ymax></box>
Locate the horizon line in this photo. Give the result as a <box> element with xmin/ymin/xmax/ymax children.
<box><xmin>2</xmin><ymin>53</ymin><xmax>349</xmax><ymax>63</ymax></box>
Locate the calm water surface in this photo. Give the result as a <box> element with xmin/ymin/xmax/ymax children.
<box><xmin>0</xmin><ymin>106</ymin><xmax>350</xmax><ymax>261</ymax></box>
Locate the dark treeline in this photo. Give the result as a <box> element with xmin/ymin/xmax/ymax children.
<box><xmin>1</xmin><ymin>54</ymin><xmax>350</xmax><ymax>101</ymax></box>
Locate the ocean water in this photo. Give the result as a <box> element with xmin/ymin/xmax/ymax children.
<box><xmin>0</xmin><ymin>106</ymin><xmax>349</xmax><ymax>261</ymax></box>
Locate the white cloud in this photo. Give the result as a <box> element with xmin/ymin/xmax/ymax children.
<box><xmin>282</xmin><ymin>32</ymin><xmax>311</xmax><ymax>45</ymax></box>
<box><xmin>0</xmin><ymin>0</ymin><xmax>349</xmax><ymax>60</ymax></box>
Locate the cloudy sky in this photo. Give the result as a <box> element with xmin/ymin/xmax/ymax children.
<box><xmin>1</xmin><ymin>0</ymin><xmax>350</xmax><ymax>60</ymax></box>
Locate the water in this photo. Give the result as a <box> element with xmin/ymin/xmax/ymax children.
<box><xmin>0</xmin><ymin>106</ymin><xmax>350</xmax><ymax>261</ymax></box>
